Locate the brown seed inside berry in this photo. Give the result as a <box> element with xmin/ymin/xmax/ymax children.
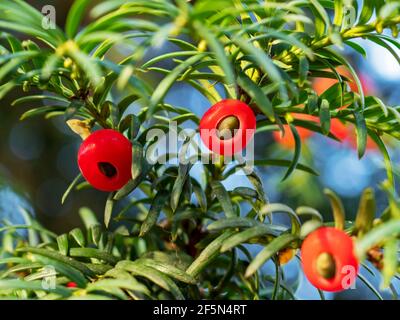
<box><xmin>217</xmin><ymin>116</ymin><xmax>240</xmax><ymax>140</ymax></box>
<box><xmin>316</xmin><ymin>252</ymin><xmax>336</xmax><ymax>279</ymax></box>
<box><xmin>98</xmin><ymin>162</ymin><xmax>117</xmax><ymax>178</ymax></box>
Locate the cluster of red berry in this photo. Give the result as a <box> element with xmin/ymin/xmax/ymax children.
<box><xmin>274</xmin><ymin>68</ymin><xmax>378</xmax><ymax>150</ymax></box>
<box><xmin>77</xmin><ymin>99</ymin><xmax>256</xmax><ymax>191</ymax></box>
<box><xmin>76</xmin><ymin>100</ymin><xmax>359</xmax><ymax>293</ymax></box>
<box><xmin>77</xmin><ymin>96</ymin><xmax>373</xmax><ymax>191</ymax></box>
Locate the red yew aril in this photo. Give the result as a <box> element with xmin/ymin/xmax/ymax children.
<box><xmin>272</xmin><ymin>114</ymin><xmax>318</xmax><ymax>148</ymax></box>
<box><xmin>199</xmin><ymin>99</ymin><xmax>256</xmax><ymax>156</ymax></box>
<box><xmin>78</xmin><ymin>129</ymin><xmax>132</xmax><ymax>192</ymax></box>
<box><xmin>330</xmin><ymin>118</ymin><xmax>349</xmax><ymax>141</ymax></box>
<box><xmin>327</xmin><ymin>119</ymin><xmax>377</xmax><ymax>151</ymax></box>
<box><xmin>301</xmin><ymin>227</ymin><xmax>359</xmax><ymax>292</ymax></box>
<box><xmin>312</xmin><ymin>67</ymin><xmax>378</xmax><ymax>151</ymax></box>
<box><xmin>66</xmin><ymin>282</ymin><xmax>77</xmax><ymax>288</ymax></box>
<box><xmin>312</xmin><ymin>66</ymin><xmax>376</xmax><ymax>96</ymax></box>
<box><xmin>273</xmin><ymin>114</ymin><xmax>375</xmax><ymax>151</ymax></box>
<box><xmin>347</xmin><ymin>129</ymin><xmax>377</xmax><ymax>151</ymax></box>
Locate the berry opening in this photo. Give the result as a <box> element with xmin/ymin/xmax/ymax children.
<box><xmin>217</xmin><ymin>116</ymin><xmax>240</xmax><ymax>140</ymax></box>
<box><xmin>316</xmin><ymin>252</ymin><xmax>336</xmax><ymax>279</ymax></box>
<box><xmin>98</xmin><ymin>162</ymin><xmax>117</xmax><ymax>178</ymax></box>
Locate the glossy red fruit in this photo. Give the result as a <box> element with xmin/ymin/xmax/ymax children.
<box><xmin>199</xmin><ymin>99</ymin><xmax>256</xmax><ymax>156</ymax></box>
<box><xmin>309</xmin><ymin>67</ymin><xmax>379</xmax><ymax>152</ymax></box>
<box><xmin>78</xmin><ymin>129</ymin><xmax>132</xmax><ymax>192</ymax></box>
<box><xmin>329</xmin><ymin>119</ymin><xmax>377</xmax><ymax>151</ymax></box>
<box><xmin>347</xmin><ymin>130</ymin><xmax>377</xmax><ymax>152</ymax></box>
<box><xmin>273</xmin><ymin>113</ymin><xmax>376</xmax><ymax>152</ymax></box>
<box><xmin>66</xmin><ymin>282</ymin><xmax>77</xmax><ymax>288</ymax></box>
<box><xmin>301</xmin><ymin>227</ymin><xmax>359</xmax><ymax>292</ymax></box>
<box><xmin>312</xmin><ymin>66</ymin><xmax>376</xmax><ymax>97</ymax></box>
<box><xmin>330</xmin><ymin>118</ymin><xmax>349</xmax><ymax>141</ymax></box>
<box><xmin>272</xmin><ymin>114</ymin><xmax>318</xmax><ymax>148</ymax></box>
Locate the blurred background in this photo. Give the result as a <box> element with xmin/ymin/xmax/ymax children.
<box><xmin>0</xmin><ymin>0</ymin><xmax>399</xmax><ymax>299</ymax></box>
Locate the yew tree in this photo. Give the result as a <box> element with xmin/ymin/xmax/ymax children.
<box><xmin>0</xmin><ymin>0</ymin><xmax>399</xmax><ymax>300</ymax></box>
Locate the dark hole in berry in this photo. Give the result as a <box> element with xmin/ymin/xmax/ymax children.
<box><xmin>217</xmin><ymin>116</ymin><xmax>240</xmax><ymax>140</ymax></box>
<box><xmin>316</xmin><ymin>252</ymin><xmax>336</xmax><ymax>279</ymax></box>
<box><xmin>98</xmin><ymin>162</ymin><xmax>117</xmax><ymax>178</ymax></box>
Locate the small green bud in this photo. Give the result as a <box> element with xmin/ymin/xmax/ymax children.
<box><xmin>22</xmin><ymin>81</ymin><xmax>30</xmax><ymax>92</ymax></box>
<box><xmin>375</xmin><ymin>21</ymin><xmax>384</xmax><ymax>34</ymax></box>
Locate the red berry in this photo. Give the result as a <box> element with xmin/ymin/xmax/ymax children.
<box><xmin>330</xmin><ymin>118</ymin><xmax>350</xmax><ymax>142</ymax></box>
<box><xmin>66</xmin><ymin>282</ymin><xmax>77</xmax><ymax>288</ymax></box>
<box><xmin>199</xmin><ymin>99</ymin><xmax>256</xmax><ymax>156</ymax></box>
<box><xmin>272</xmin><ymin>114</ymin><xmax>376</xmax><ymax>152</ymax></box>
<box><xmin>312</xmin><ymin>66</ymin><xmax>375</xmax><ymax>97</ymax></box>
<box><xmin>328</xmin><ymin>120</ymin><xmax>378</xmax><ymax>152</ymax></box>
<box><xmin>301</xmin><ymin>227</ymin><xmax>359</xmax><ymax>292</ymax></box>
<box><xmin>78</xmin><ymin>129</ymin><xmax>132</xmax><ymax>191</ymax></box>
<box><xmin>273</xmin><ymin>114</ymin><xmax>317</xmax><ymax>148</ymax></box>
